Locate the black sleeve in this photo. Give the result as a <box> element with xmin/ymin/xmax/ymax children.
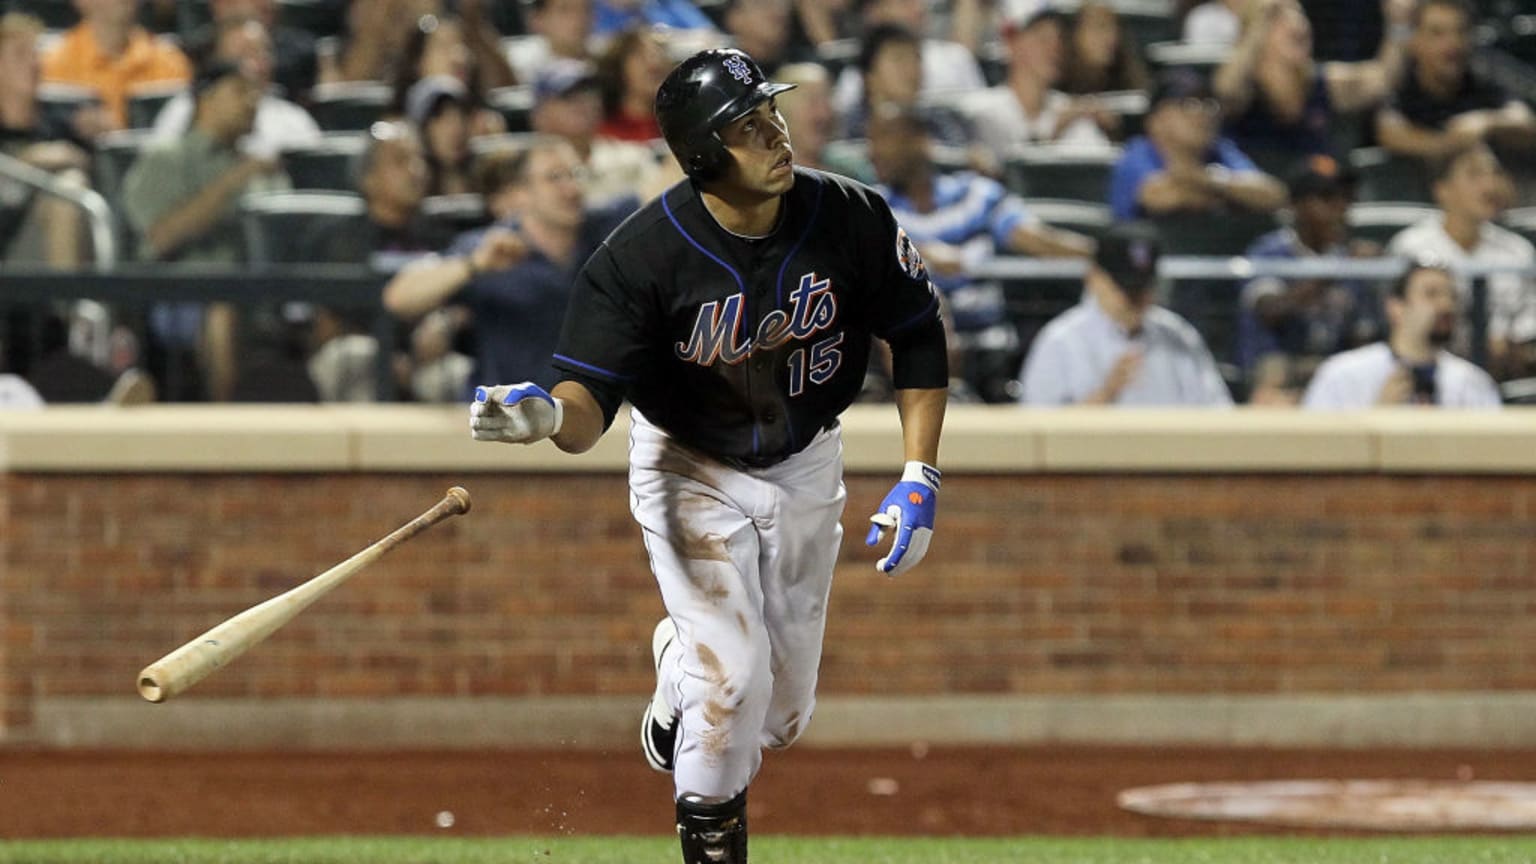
<box><xmin>551</xmin><ymin>242</ymin><xmax>652</xmax><ymax>430</ymax></box>
<box><xmin>853</xmin><ymin>184</ymin><xmax>948</xmax><ymax>389</ymax></box>
<box><xmin>887</xmin><ymin>312</ymin><xmax>948</xmax><ymax>390</ymax></box>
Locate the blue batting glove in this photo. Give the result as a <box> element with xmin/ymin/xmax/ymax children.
<box><xmin>864</xmin><ymin>461</ymin><xmax>940</xmax><ymax>577</ymax></box>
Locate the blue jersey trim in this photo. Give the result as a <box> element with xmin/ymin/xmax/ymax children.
<box><xmin>887</xmin><ymin>293</ymin><xmax>940</xmax><ymax>335</ymax></box>
<box><xmin>775</xmin><ymin>175</ymin><xmax>825</xmax><ymax>307</ymax></box>
<box><xmin>663</xmin><ymin>192</ymin><xmax>745</xmax><ymax>295</ymax></box>
<box><xmin>553</xmin><ymin>353</ymin><xmax>631</xmax><ymax>382</ymax></box>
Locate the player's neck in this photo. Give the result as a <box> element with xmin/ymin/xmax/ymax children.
<box><xmin>700</xmin><ymin>187</ymin><xmax>783</xmax><ymax>238</ymax></box>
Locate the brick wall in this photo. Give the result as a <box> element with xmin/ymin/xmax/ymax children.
<box><xmin>4</xmin><ymin>471</ymin><xmax>1536</xmax><ymax>740</ymax></box>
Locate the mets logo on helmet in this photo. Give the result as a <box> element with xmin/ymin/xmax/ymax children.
<box><xmin>895</xmin><ymin>226</ymin><xmax>927</xmax><ymax>280</ymax></box>
<box><xmin>723</xmin><ymin>55</ymin><xmax>753</xmax><ymax>84</ymax></box>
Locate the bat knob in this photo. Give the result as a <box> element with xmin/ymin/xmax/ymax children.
<box><xmin>138</xmin><ymin>671</ymin><xmax>166</xmax><ymax>703</ymax></box>
<box><xmin>446</xmin><ymin>486</ymin><xmax>472</xmax><ymax>515</ymax></box>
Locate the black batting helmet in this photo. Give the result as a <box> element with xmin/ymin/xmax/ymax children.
<box><xmin>654</xmin><ymin>48</ymin><xmax>796</xmax><ymax>182</ymax></box>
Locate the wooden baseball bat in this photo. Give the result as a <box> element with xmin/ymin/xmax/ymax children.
<box><xmin>137</xmin><ymin>486</ymin><xmax>472</xmax><ymax>703</ymax></box>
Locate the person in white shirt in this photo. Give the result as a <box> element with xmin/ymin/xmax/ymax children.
<box><xmin>957</xmin><ymin>0</ymin><xmax>1110</xmax><ymax>157</ymax></box>
<box><xmin>1183</xmin><ymin>0</ymin><xmax>1243</xmax><ymax>45</ymax></box>
<box><xmin>151</xmin><ymin>17</ymin><xmax>320</xmax><ymax>158</ymax></box>
<box><xmin>1385</xmin><ymin>142</ymin><xmax>1536</xmax><ymax>378</ymax></box>
<box><xmin>831</xmin><ymin>0</ymin><xmax>986</xmax><ymax>117</ymax></box>
<box><xmin>1020</xmin><ymin>224</ymin><xmax>1233</xmax><ymax>406</ymax></box>
<box><xmin>1303</xmin><ymin>260</ymin><xmax>1502</xmax><ymax>408</ymax></box>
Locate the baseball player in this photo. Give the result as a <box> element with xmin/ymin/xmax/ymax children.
<box><xmin>470</xmin><ymin>48</ymin><xmax>948</xmax><ymax>864</ymax></box>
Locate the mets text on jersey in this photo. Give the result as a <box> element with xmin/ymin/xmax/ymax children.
<box><xmin>674</xmin><ymin>272</ymin><xmax>839</xmax><ymax>366</ymax></box>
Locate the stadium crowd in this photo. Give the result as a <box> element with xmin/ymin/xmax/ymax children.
<box><xmin>1</xmin><ymin>0</ymin><xmax>1534</xmax><ymax>409</ymax></box>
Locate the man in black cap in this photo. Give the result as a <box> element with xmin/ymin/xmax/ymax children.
<box><xmin>1019</xmin><ymin>223</ymin><xmax>1232</xmax><ymax>405</ymax></box>
<box><xmin>1109</xmin><ymin>69</ymin><xmax>1285</xmax><ymax>221</ymax></box>
<box><xmin>1236</xmin><ymin>154</ymin><xmax>1382</xmax><ymax>398</ymax></box>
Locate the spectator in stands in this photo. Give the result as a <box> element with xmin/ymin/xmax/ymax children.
<box><xmin>506</xmin><ymin>0</ymin><xmax>594</xmax><ymax>84</ymax></box>
<box><xmin>1236</xmin><ymin>156</ymin><xmax>1382</xmax><ymax>391</ymax></box>
<box><xmin>403</xmin><ymin>76</ymin><xmax>474</xmax><ymax>196</ymax></box>
<box><xmin>1386</xmin><ymin>142</ymin><xmax>1536</xmax><ymax>379</ymax></box>
<box><xmin>381</xmin><ymin>137</ymin><xmax>637</xmax><ymax>394</ymax></box>
<box><xmin>41</xmin><ymin>0</ymin><xmax>192</xmax><ymax>135</ymax></box>
<box><xmin>528</xmin><ymin>58</ymin><xmax>675</xmax><ymax>206</ymax></box>
<box><xmin>1213</xmin><ymin>0</ymin><xmax>1411</xmax><ymax>163</ymax></box>
<box><xmin>151</xmin><ymin>17</ymin><xmax>321</xmax><ymax>158</ymax></box>
<box><xmin>723</xmin><ymin>0</ymin><xmax>808</xmax><ymax>77</ymax></box>
<box><xmin>1059</xmin><ymin>1</ymin><xmax>1149</xmax><ymax>97</ymax></box>
<box><xmin>846</xmin><ymin>25</ymin><xmax>972</xmax><ymax>147</ymax></box>
<box><xmin>594</xmin><ymin>26</ymin><xmax>669</xmax><ymax>142</ymax></box>
<box><xmin>831</xmin><ymin>0</ymin><xmax>986</xmax><ymax>118</ymax></box>
<box><xmin>332</xmin><ymin>120</ymin><xmax>453</xmax><ymax>259</ymax></box>
<box><xmin>122</xmin><ymin>60</ymin><xmax>288</xmax><ymax>401</ymax></box>
<box><xmin>198</xmin><ymin>0</ymin><xmax>318</xmax><ymax>105</ymax></box>
<box><xmin>387</xmin><ymin>11</ymin><xmax>513</xmax><ymax>139</ymax></box>
<box><xmin>788</xmin><ymin>0</ymin><xmax>856</xmax><ymax>51</ymax></box>
<box><xmin>1182</xmin><ymin>0</ymin><xmax>1243</xmax><ymax>45</ymax></box>
<box><xmin>1376</xmin><ymin>0</ymin><xmax>1536</xmax><ymax>160</ymax></box>
<box><xmin>958</xmin><ymin>0</ymin><xmax>1110</xmax><ymax>156</ymax></box>
<box><xmin>869</xmin><ymin>105</ymin><xmax>1093</xmax><ymax>401</ymax></box>
<box><xmin>592</xmin><ymin>0</ymin><xmax>716</xmax><ymax>36</ymax></box>
<box><xmin>774</xmin><ymin>61</ymin><xmax>873</xmax><ymax>181</ymax></box>
<box><xmin>0</xmin><ymin>12</ymin><xmax>91</xmax><ymax>268</ymax></box>
<box><xmin>1109</xmin><ymin>70</ymin><xmax>1287</xmax><ymax>222</ymax></box>
<box><xmin>1019</xmin><ymin>224</ymin><xmax>1233</xmax><ymax>406</ymax></box>
<box><xmin>1303</xmin><ymin>259</ymin><xmax>1501</xmax><ymax>407</ymax></box>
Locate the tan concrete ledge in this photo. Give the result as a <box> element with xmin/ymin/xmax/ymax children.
<box><xmin>22</xmin><ymin>693</ymin><xmax>1536</xmax><ymax>750</ymax></box>
<box><xmin>2</xmin><ymin>405</ymin><xmax>1534</xmax><ymax>474</ymax></box>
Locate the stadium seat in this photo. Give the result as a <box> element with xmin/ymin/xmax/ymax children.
<box><xmin>34</xmin><ymin>82</ymin><xmax>97</xmax><ymax>137</ymax></box>
<box><xmin>126</xmin><ymin>83</ymin><xmax>185</xmax><ymax>130</ymax></box>
<box><xmin>91</xmin><ymin>128</ymin><xmax>157</xmax><ymax>257</ymax></box>
<box><xmin>6</xmin><ymin>0</ymin><xmax>78</xmax><ymax>29</ymax></box>
<box><xmin>1144</xmin><ymin>41</ymin><xmax>1229</xmax><ymax>79</ymax></box>
<box><xmin>470</xmin><ymin>131</ymin><xmax>538</xmax><ymax>158</ymax></box>
<box><xmin>1350</xmin><ymin>147</ymin><xmax>1433</xmax><ymax>204</ymax></box>
<box><xmin>275</xmin><ymin>0</ymin><xmax>343</xmax><ymax>39</ymax></box>
<box><xmin>1347</xmin><ymin>202</ymin><xmax>1437</xmax><ymax>247</ymax></box>
<box><xmin>1020</xmin><ymin>198</ymin><xmax>1115</xmax><ymax>239</ymax></box>
<box><xmin>814</xmin><ymin>38</ymin><xmax>859</xmax><ymax>80</ymax></box>
<box><xmin>420</xmin><ymin>193</ymin><xmax>491</xmax><ymax>234</ymax></box>
<box><xmin>281</xmin><ymin>132</ymin><xmax>369</xmax><ymax>191</ymax></box>
<box><xmin>240</xmin><ymin>190</ymin><xmax>368</xmax><ymax>265</ymax></box>
<box><xmin>308</xmin><ymin>81</ymin><xmax>393</xmax><ymax>132</ymax></box>
<box><xmin>1003</xmin><ymin>143</ymin><xmax>1122</xmax><ymax>201</ymax></box>
<box><xmin>1153</xmin><ymin>210</ymin><xmax>1280</xmax><ymax>256</ymax></box>
<box><xmin>486</xmin><ymin>86</ymin><xmax>536</xmax><ymax>133</ymax></box>
<box><xmin>1117</xmin><ymin>6</ymin><xmax>1181</xmax><ymax>52</ymax></box>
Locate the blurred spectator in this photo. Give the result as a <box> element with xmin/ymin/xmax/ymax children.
<box><xmin>404</xmin><ymin>76</ymin><xmax>474</xmax><ymax>195</ymax></box>
<box><xmin>1019</xmin><ymin>224</ymin><xmax>1232</xmax><ymax>406</ymax></box>
<box><xmin>869</xmin><ymin>105</ymin><xmax>1093</xmax><ymax>401</ymax></box>
<box><xmin>0</xmin><ymin>374</ymin><xmax>45</xmax><ymax>409</ymax></box>
<box><xmin>326</xmin><ymin>120</ymin><xmax>451</xmax><ymax>260</ymax></box>
<box><xmin>1182</xmin><ymin>0</ymin><xmax>1243</xmax><ymax>45</ymax></box>
<box><xmin>151</xmin><ymin>17</ymin><xmax>322</xmax><ymax>158</ymax></box>
<box><xmin>1235</xmin><ymin>156</ymin><xmax>1382</xmax><ymax>390</ymax></box>
<box><xmin>1109</xmin><ymin>70</ymin><xmax>1286</xmax><ymax>221</ymax></box>
<box><xmin>1375</xmin><ymin>0</ymin><xmax>1536</xmax><ymax>160</ymax></box>
<box><xmin>528</xmin><ymin>58</ymin><xmax>674</xmax><ymax>206</ymax></box>
<box><xmin>382</xmin><ymin>137</ymin><xmax>637</xmax><ymax>394</ymax></box>
<box><xmin>387</xmin><ymin>11</ymin><xmax>514</xmax><ymax>138</ymax></box>
<box><xmin>41</xmin><ymin>0</ymin><xmax>192</xmax><ymax>135</ymax></box>
<box><xmin>592</xmin><ymin>0</ymin><xmax>715</xmax><ymax>35</ymax></box>
<box><xmin>847</xmin><ymin>25</ymin><xmax>972</xmax><ymax>146</ymax></box>
<box><xmin>122</xmin><ymin>61</ymin><xmax>287</xmax><ymax>401</ymax></box>
<box><xmin>194</xmin><ymin>0</ymin><xmax>318</xmax><ymax>104</ymax></box>
<box><xmin>595</xmin><ymin>26</ymin><xmax>668</xmax><ymax>141</ymax></box>
<box><xmin>507</xmin><ymin>0</ymin><xmax>594</xmax><ymax>84</ymax></box>
<box><xmin>1386</xmin><ymin>142</ymin><xmax>1536</xmax><ymax>378</ymax></box>
<box><xmin>1213</xmin><ymin>0</ymin><xmax>1410</xmax><ymax>161</ymax></box>
<box><xmin>957</xmin><ymin>2</ymin><xmax>1109</xmax><ymax>156</ymax></box>
<box><xmin>1303</xmin><ymin>259</ymin><xmax>1501</xmax><ymax>407</ymax></box>
<box><xmin>321</xmin><ymin>0</ymin><xmax>438</xmax><ymax>85</ymax></box>
<box><xmin>831</xmin><ymin>0</ymin><xmax>986</xmax><ymax>117</ymax></box>
<box><xmin>788</xmin><ymin>0</ymin><xmax>856</xmax><ymax>50</ymax></box>
<box><xmin>774</xmin><ymin>61</ymin><xmax>873</xmax><ymax>180</ymax></box>
<box><xmin>723</xmin><ymin>0</ymin><xmax>809</xmax><ymax>76</ymax></box>
<box><xmin>0</xmin><ymin>12</ymin><xmax>91</xmax><ymax>268</ymax></box>
<box><xmin>1059</xmin><ymin>1</ymin><xmax>1149</xmax><ymax>96</ymax></box>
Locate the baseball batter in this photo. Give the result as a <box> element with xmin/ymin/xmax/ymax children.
<box><xmin>470</xmin><ymin>48</ymin><xmax>948</xmax><ymax>864</ymax></box>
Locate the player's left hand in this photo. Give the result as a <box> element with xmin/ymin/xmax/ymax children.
<box><xmin>865</xmin><ymin>461</ymin><xmax>940</xmax><ymax>577</ymax></box>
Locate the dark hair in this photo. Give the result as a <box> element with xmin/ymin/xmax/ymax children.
<box><xmin>1058</xmin><ymin>2</ymin><xmax>1149</xmax><ymax>95</ymax></box>
<box><xmin>1429</xmin><ymin>140</ymin><xmax>1497</xmax><ymax>185</ymax></box>
<box><xmin>858</xmin><ymin>23</ymin><xmax>920</xmax><ymax>76</ymax></box>
<box><xmin>1389</xmin><ymin>257</ymin><xmax>1453</xmax><ymax>299</ymax></box>
<box><xmin>388</xmin><ymin>14</ymin><xmax>485</xmax><ymax>116</ymax></box>
<box><xmin>594</xmin><ymin>25</ymin><xmax>650</xmax><ymax>118</ymax></box>
<box><xmin>1412</xmin><ymin>0</ymin><xmax>1473</xmax><ymax>28</ymax></box>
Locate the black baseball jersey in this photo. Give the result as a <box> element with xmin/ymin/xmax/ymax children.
<box><xmin>552</xmin><ymin>167</ymin><xmax>947</xmax><ymax>467</ymax></box>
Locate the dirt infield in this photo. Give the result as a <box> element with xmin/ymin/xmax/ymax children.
<box><xmin>3</xmin><ymin>746</ymin><xmax>1535</xmax><ymax>838</ymax></box>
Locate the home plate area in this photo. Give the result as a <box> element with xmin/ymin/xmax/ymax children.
<box><xmin>1119</xmin><ymin>780</ymin><xmax>1536</xmax><ymax>830</ymax></box>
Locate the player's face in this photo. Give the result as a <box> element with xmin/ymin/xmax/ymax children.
<box><xmin>718</xmin><ymin>98</ymin><xmax>794</xmax><ymax>197</ymax></box>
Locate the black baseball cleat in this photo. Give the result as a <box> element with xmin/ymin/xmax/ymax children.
<box><xmin>642</xmin><ymin>617</ymin><xmax>681</xmax><ymax>772</ymax></box>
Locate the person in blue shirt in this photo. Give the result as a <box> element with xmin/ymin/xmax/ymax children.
<box><xmin>592</xmin><ymin>0</ymin><xmax>716</xmax><ymax>35</ymax></box>
<box><xmin>381</xmin><ymin>137</ymin><xmax>637</xmax><ymax>394</ymax></box>
<box><xmin>1108</xmin><ymin>69</ymin><xmax>1286</xmax><ymax>221</ymax></box>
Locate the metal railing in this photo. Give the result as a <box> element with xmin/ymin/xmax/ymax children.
<box><xmin>0</xmin><ymin>150</ymin><xmax>117</xmax><ymax>270</ymax></box>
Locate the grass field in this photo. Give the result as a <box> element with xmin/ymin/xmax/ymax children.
<box><xmin>6</xmin><ymin>836</ymin><xmax>1536</xmax><ymax>864</ymax></box>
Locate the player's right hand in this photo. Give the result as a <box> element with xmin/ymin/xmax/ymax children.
<box><xmin>471</xmin><ymin>383</ymin><xmax>563</xmax><ymax>444</ymax></box>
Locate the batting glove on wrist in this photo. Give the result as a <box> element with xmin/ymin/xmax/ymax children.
<box><xmin>471</xmin><ymin>383</ymin><xmax>563</xmax><ymax>444</ymax></box>
<box><xmin>865</xmin><ymin>460</ymin><xmax>940</xmax><ymax>577</ymax></box>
